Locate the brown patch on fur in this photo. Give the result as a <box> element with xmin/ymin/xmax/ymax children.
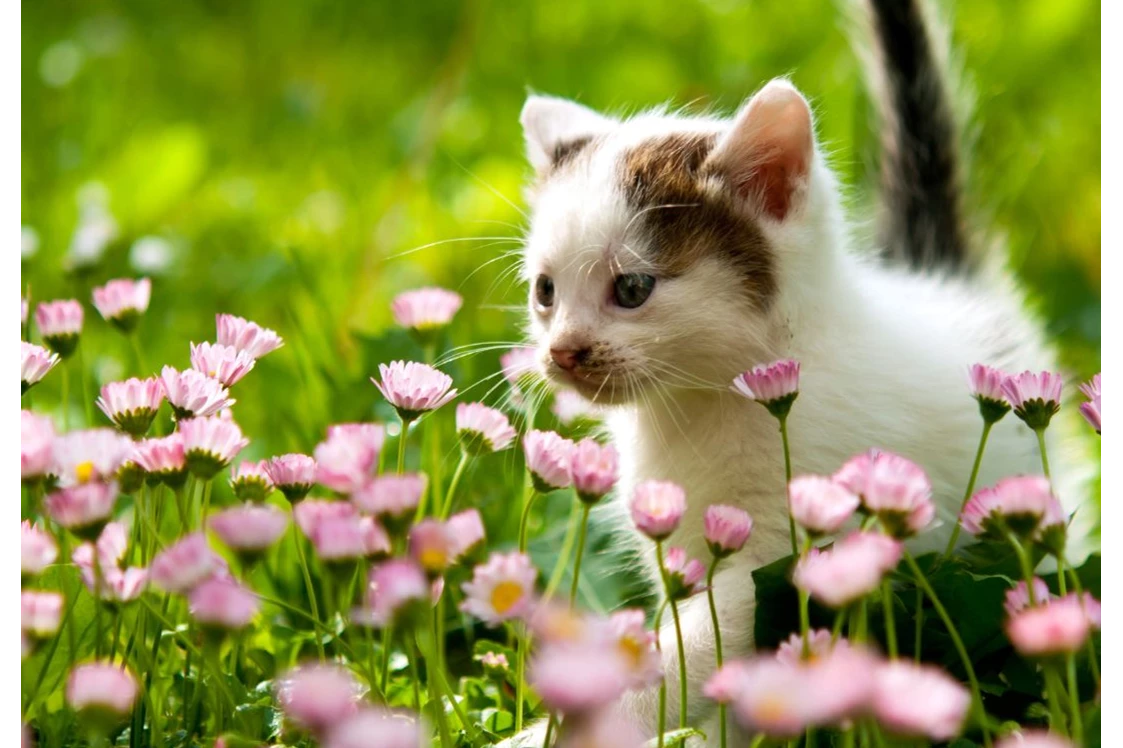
<box><xmin>620</xmin><ymin>133</ymin><xmax>776</xmax><ymax>308</ymax></box>
<box><xmin>528</xmin><ymin>136</ymin><xmax>597</xmax><ymax>199</ymax></box>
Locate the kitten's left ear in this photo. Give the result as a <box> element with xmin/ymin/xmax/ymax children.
<box><xmin>520</xmin><ymin>95</ymin><xmax>615</xmax><ymax>173</ymax></box>
<box><xmin>704</xmin><ymin>79</ymin><xmax>815</xmax><ymax>221</ymax></box>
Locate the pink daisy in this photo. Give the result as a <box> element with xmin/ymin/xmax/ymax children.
<box><xmin>872</xmin><ymin>661</ymin><xmax>971</xmax><ymax>741</ymax></box>
<box><xmin>265</xmin><ymin>453</ymin><xmax>317</xmax><ymax>502</ymax></box>
<box><xmin>67</xmin><ymin>662</ymin><xmax>138</xmax><ymax>720</ymax></box>
<box><xmin>731</xmin><ymin>358</ymin><xmax>800</xmax><ymax>418</ymax></box>
<box><xmin>35</xmin><ymin>300</ymin><xmax>84</xmax><ymax>357</ymax></box>
<box><xmin>461</xmin><ymin>551</ymin><xmax>538</xmax><ymax>625</ymax></box>
<box><xmin>372</xmin><ymin>361</ymin><xmax>457</xmax><ymax>420</ymax></box>
<box><xmin>96</xmin><ymin>377</ymin><xmax>165</xmax><ymax>437</ymax></box>
<box><xmin>455</xmin><ymin>402</ymin><xmax>517</xmax><ymax>453</ymax></box>
<box><xmin>132</xmin><ymin>434</ymin><xmax>188</xmax><ymax>487</ymax></box>
<box><xmin>92</xmin><ymin>278</ymin><xmax>151</xmax><ymax>332</ymax></box>
<box><xmin>216</xmin><ymin>313</ymin><xmax>284</xmax><ymax>359</ymax></box>
<box><xmin>391</xmin><ymin>287</ymin><xmax>463</xmax><ymax>330</ymax></box>
<box><xmin>630</xmin><ymin>480</ymin><xmax>687</xmax><ymax>541</ymax></box>
<box><xmin>160</xmin><ymin>366</ymin><xmax>235</xmax><ymax>419</ymax></box>
<box><xmin>21</xmin><ymin>341</ymin><xmax>61</xmax><ymax>392</ymax></box>
<box><xmin>570</xmin><ymin>438</ymin><xmax>619</xmax><ymax>503</ymax></box>
<box><xmin>190</xmin><ymin>341</ymin><xmax>256</xmax><ymax>387</ymax></box>
<box><xmin>1002</xmin><ymin>370</ymin><xmax>1063</xmax><ymax>431</ymax></box>
<box><xmin>188</xmin><ymin>576</ymin><xmax>259</xmax><ymax>630</ymax></box>
<box><xmin>179</xmin><ymin>416</ymin><xmax>249</xmax><ymax>478</ymax></box>
<box><xmin>703</xmin><ymin>504</ymin><xmax>754</xmax><ymax>558</ymax></box>
<box><xmin>522</xmin><ymin>429</ymin><xmax>574</xmax><ymax>492</ymax></box>
<box><xmin>788</xmin><ymin>475</ymin><xmax>860</xmax><ymax>536</ymax></box>
<box><xmin>21</xmin><ymin>410</ymin><xmax>55</xmax><ymax>482</ymax></box>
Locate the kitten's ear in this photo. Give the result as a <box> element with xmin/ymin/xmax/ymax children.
<box><xmin>704</xmin><ymin>79</ymin><xmax>815</xmax><ymax>221</ymax></box>
<box><xmin>520</xmin><ymin>95</ymin><xmax>614</xmax><ymax>173</ymax></box>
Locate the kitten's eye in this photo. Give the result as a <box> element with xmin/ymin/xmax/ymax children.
<box><xmin>613</xmin><ymin>273</ymin><xmax>656</xmax><ymax>309</ymax></box>
<box><xmin>535</xmin><ymin>274</ymin><xmax>555</xmax><ymax>309</ymax></box>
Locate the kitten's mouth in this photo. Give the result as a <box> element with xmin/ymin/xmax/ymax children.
<box><xmin>549</xmin><ymin>366</ymin><xmax>637</xmax><ymax>404</ymax></box>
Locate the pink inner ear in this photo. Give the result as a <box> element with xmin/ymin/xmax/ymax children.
<box><xmin>710</xmin><ymin>82</ymin><xmax>814</xmax><ymax>221</ymax></box>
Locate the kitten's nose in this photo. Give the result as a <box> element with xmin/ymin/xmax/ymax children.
<box><xmin>550</xmin><ymin>347</ymin><xmax>587</xmax><ymax>371</ymax></box>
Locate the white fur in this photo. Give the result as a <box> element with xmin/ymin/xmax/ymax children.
<box><xmin>509</xmin><ymin>83</ymin><xmax>1095</xmax><ymax>746</ymax></box>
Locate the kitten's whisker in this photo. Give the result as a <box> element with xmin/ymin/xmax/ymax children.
<box><xmin>386</xmin><ymin>236</ymin><xmax>523</xmax><ymax>261</ymax></box>
<box><xmin>446</xmin><ymin>156</ymin><xmax>531</xmax><ymax>221</ymax></box>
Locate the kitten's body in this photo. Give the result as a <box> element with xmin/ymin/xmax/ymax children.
<box><xmin>507</xmin><ymin>0</ymin><xmax>1094</xmax><ymax>743</ymax></box>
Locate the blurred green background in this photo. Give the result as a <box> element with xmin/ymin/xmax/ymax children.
<box><xmin>21</xmin><ymin>0</ymin><xmax>1100</xmax><ymax>601</ymax></box>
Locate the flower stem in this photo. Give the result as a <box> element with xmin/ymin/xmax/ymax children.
<box><xmin>779</xmin><ymin>416</ymin><xmax>798</xmax><ymax>558</ymax></box>
<box><xmin>1066</xmin><ymin>654</ymin><xmax>1084</xmax><ymax>744</ymax></box>
<box><xmin>291</xmin><ymin>522</ymin><xmax>325</xmax><ymax>659</ymax></box>
<box><xmin>903</xmin><ymin>550</ymin><xmax>992</xmax><ymax>747</ymax></box>
<box><xmin>438</xmin><ymin>450</ymin><xmax>470</xmax><ymax>519</ymax></box>
<box><xmin>128</xmin><ymin>332</ymin><xmax>148</xmax><ymax>377</ymax></box>
<box><xmin>656</xmin><ymin>542</ymin><xmax>689</xmax><ymax>730</ymax></box>
<box><xmin>380</xmin><ymin>626</ymin><xmax>393</xmax><ymax>693</ymax></box>
<box><xmin>1043</xmin><ymin>665</ymin><xmax>1071</xmax><ymax>737</ymax></box>
<box><xmin>543</xmin><ymin>501</ymin><xmax>581</xmax><ymax>603</ymax></box>
<box><xmin>944</xmin><ymin>421</ymin><xmax>993</xmax><ymax>557</ymax></box>
<box><xmin>517</xmin><ymin>487</ymin><xmax>539</xmax><ymax>554</ymax></box>
<box><xmin>881</xmin><ymin>579</ymin><xmax>898</xmax><ymax>658</ymax></box>
<box><xmin>706</xmin><ymin>559</ymin><xmax>727</xmax><ymax>748</ymax></box>
<box><xmin>913</xmin><ymin>587</ymin><xmax>924</xmax><ymax>663</ymax></box>
<box><xmin>798</xmin><ymin>536</ymin><xmax>812</xmax><ymax>658</ymax></box>
<box><xmin>568</xmin><ymin>504</ymin><xmax>592</xmax><ymax>607</ymax></box>
<box><xmin>1034</xmin><ymin>428</ymin><xmax>1052</xmax><ymax>482</ymax></box>
<box><xmin>513</xmin><ymin>622</ymin><xmax>528</xmax><ymax>732</ymax></box>
<box><xmin>654</xmin><ymin>600</ymin><xmax>668</xmax><ymax>748</ymax></box>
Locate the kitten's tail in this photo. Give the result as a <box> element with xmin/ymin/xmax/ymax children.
<box><xmin>861</xmin><ymin>0</ymin><xmax>970</xmax><ymax>272</ymax></box>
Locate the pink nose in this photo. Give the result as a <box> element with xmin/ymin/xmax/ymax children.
<box><xmin>550</xmin><ymin>348</ymin><xmax>585</xmax><ymax>371</ymax></box>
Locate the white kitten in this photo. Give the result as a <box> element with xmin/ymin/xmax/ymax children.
<box><xmin>508</xmin><ymin>0</ymin><xmax>1095</xmax><ymax>743</ymax></box>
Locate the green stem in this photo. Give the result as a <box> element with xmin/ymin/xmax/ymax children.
<box><xmin>110</xmin><ymin>608</ymin><xmax>123</xmax><ymax>664</ymax></box>
<box><xmin>415</xmin><ymin>631</ymin><xmax>452</xmax><ymax>748</ymax></box>
<box><xmin>706</xmin><ymin>559</ymin><xmax>727</xmax><ymax>748</ymax></box>
<box><xmin>142</xmin><ymin>597</ymin><xmax>240</xmax><ymax>713</ymax></box>
<box><xmin>397</xmin><ymin>416</ymin><xmax>413</xmax><ymax>474</ymax></box>
<box><xmin>543</xmin><ymin>715</ymin><xmax>557</xmax><ymax>748</ymax></box>
<box><xmin>656</xmin><ymin>542</ymin><xmax>689</xmax><ymax>730</ymax></box>
<box><xmin>779</xmin><ymin>416</ymin><xmax>797</xmax><ymax>558</ymax></box>
<box><xmin>798</xmin><ymin>537</ymin><xmax>812</xmax><ymax>658</ymax></box>
<box><xmin>1006</xmin><ymin>533</ymin><xmax>1039</xmax><ymax>604</ymax></box>
<box><xmin>1065</xmin><ymin>655</ymin><xmax>1084</xmax><ymax>744</ymax></box>
<box><xmin>568</xmin><ymin>504</ymin><xmax>592</xmax><ymax>606</ymax></box>
<box><xmin>26</xmin><ymin>589</ymin><xmax>79</xmax><ymax>712</ymax></box>
<box><xmin>517</xmin><ymin>487</ymin><xmax>539</xmax><ymax>554</ymax></box>
<box><xmin>1034</xmin><ymin>428</ymin><xmax>1052</xmax><ymax>482</ymax></box>
<box><xmin>514</xmin><ymin>622</ymin><xmax>528</xmax><ymax>732</ymax></box>
<box><xmin>654</xmin><ymin>600</ymin><xmax>668</xmax><ymax>748</ymax></box>
<box><xmin>1043</xmin><ymin>665</ymin><xmax>1071</xmax><ymax>736</ymax></box>
<box><xmin>944</xmin><ymin>421</ymin><xmax>993</xmax><ymax>557</ymax></box>
<box><xmin>380</xmin><ymin>626</ymin><xmax>393</xmax><ymax>694</ymax></box>
<box><xmin>881</xmin><ymin>579</ymin><xmax>898</xmax><ymax>658</ymax></box>
<box><xmin>543</xmin><ymin>501</ymin><xmax>581</xmax><ymax>603</ymax></box>
<box><xmin>438</xmin><ymin>450</ymin><xmax>470</xmax><ymax>519</ymax></box>
<box><xmin>128</xmin><ymin>333</ymin><xmax>148</xmax><ymax>377</ymax></box>
<box><xmin>292</xmin><ymin>522</ymin><xmax>325</xmax><ymax>659</ymax></box>
<box><xmin>913</xmin><ymin>587</ymin><xmax>924</xmax><ymax>663</ymax></box>
<box><xmin>903</xmin><ymin>550</ymin><xmax>992</xmax><ymax>747</ymax></box>
<box><xmin>199</xmin><ymin>480</ymin><xmax>213</xmax><ymax>528</ymax></box>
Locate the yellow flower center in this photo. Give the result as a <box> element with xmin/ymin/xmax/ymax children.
<box><xmin>753</xmin><ymin>695</ymin><xmax>792</xmax><ymax>724</ymax></box>
<box><xmin>75</xmin><ymin>461</ymin><xmax>95</xmax><ymax>484</ymax></box>
<box><xmin>419</xmin><ymin>548</ymin><xmax>448</xmax><ymax>572</ymax></box>
<box><xmin>490</xmin><ymin>581</ymin><xmax>525</xmax><ymax>615</ymax></box>
<box><xmin>618</xmin><ymin>635</ymin><xmax>645</xmax><ymax>668</ymax></box>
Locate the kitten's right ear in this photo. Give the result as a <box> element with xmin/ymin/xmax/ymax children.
<box><xmin>520</xmin><ymin>95</ymin><xmax>614</xmax><ymax>173</ymax></box>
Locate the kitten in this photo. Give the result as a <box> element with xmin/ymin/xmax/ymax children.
<box><xmin>509</xmin><ymin>0</ymin><xmax>1094</xmax><ymax>742</ymax></box>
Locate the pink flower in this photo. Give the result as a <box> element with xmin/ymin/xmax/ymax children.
<box><xmin>22</xmin><ymin>521</ymin><xmax>58</xmax><ymax>577</ymax></box>
<box><xmin>967</xmin><ymin>363</ymin><xmax>1013</xmax><ymax>423</ymax></box>
<box><xmin>21</xmin><ymin>341</ymin><xmax>60</xmax><ymax>391</ymax></box>
<box><xmin>308</xmin><ymin>515</ymin><xmax>390</xmax><ymax>563</ymax></box>
<box><xmin>36</xmin><ymin>300</ymin><xmax>84</xmax><ymax>356</ymax></box>
<box><xmin>793</xmin><ymin>531</ymin><xmax>902</xmax><ymax>608</ymax></box>
<box><xmin>96</xmin><ymin>377</ymin><xmax>165</xmax><ymax>437</ymax></box>
<box><xmin>132</xmin><ymin>434</ymin><xmax>187</xmax><ymax>486</ymax></box>
<box><xmin>630</xmin><ymin>480</ymin><xmax>687</xmax><ymax>541</ymax></box>
<box><xmin>859</xmin><ymin>452</ymin><xmax>935</xmax><ymax>537</ymax></box>
<box><xmin>189</xmin><ymin>576</ymin><xmax>259</xmax><ymax>630</ymax></box>
<box><xmin>216</xmin><ymin>313</ymin><xmax>284</xmax><ymax>359</ymax></box>
<box><xmin>314</xmin><ymin>430</ymin><xmax>379</xmax><ymax>495</ymax></box>
<box><xmin>358</xmin><ymin>559</ymin><xmax>431</xmax><ymax>628</ymax></box>
<box><xmin>1002</xmin><ymin>370</ymin><xmax>1063</xmax><ymax>430</ymax></box>
<box><xmin>662</xmin><ymin>546</ymin><xmax>706</xmax><ymax>600</ymax></box>
<box><xmin>995</xmin><ymin>732</ymin><xmax>1077</xmax><ymax>748</ymax></box>
<box><xmin>570</xmin><ymin>438</ymin><xmax>619</xmax><ymax>503</ymax></box>
<box><xmin>456</xmin><ymin>402</ymin><xmax>517</xmax><ymax>453</ymax></box>
<box><xmin>21</xmin><ymin>410</ymin><xmax>55</xmax><ymax>481</ymax></box>
<box><xmin>872</xmin><ymin>661</ymin><xmax>970</xmax><ymax>740</ymax></box>
<box><xmin>1004</xmin><ymin>577</ymin><xmax>1052</xmax><ymax>616</ymax></box>
<box><xmin>149</xmin><ymin>532</ymin><xmax>223</xmax><ymax>594</ymax></box>
<box><xmin>190</xmin><ymin>341</ymin><xmax>256</xmax><ymax>387</ymax></box>
<box><xmin>327</xmin><ymin>422</ymin><xmax>386</xmax><ymax>451</ymax></box>
<box><xmin>607</xmin><ymin>609</ymin><xmax>663</xmax><ymax>688</ymax></box>
<box><xmin>552</xmin><ymin>389</ymin><xmax>595</xmax><ymax>425</ymax></box>
<box><xmin>704</xmin><ymin>660</ymin><xmax>751</xmax><ymax>704</ymax></box>
<box><xmin>179</xmin><ymin>416</ymin><xmax>249</xmax><ymax>478</ymax></box>
<box><xmin>1006</xmin><ymin>594</ymin><xmax>1092</xmax><ymax>657</ymax></box>
<box><xmin>160</xmin><ymin>366</ymin><xmax>235</xmax><ymax>419</ymax></box>
<box><xmin>731</xmin><ymin>358</ymin><xmax>800</xmax><ymax>418</ymax></box>
<box><xmin>229</xmin><ymin>459</ymin><xmax>274</xmax><ymax>502</ymax></box>
<box><xmin>45</xmin><ymin>482</ymin><xmax>119</xmax><ymax>537</ymax></box>
<box><xmin>67</xmin><ymin>662</ymin><xmax>138</xmax><ymax>718</ymax></box>
<box><xmin>1080</xmin><ymin>396</ymin><xmax>1101</xmax><ymax>434</ymax></box>
<box><xmin>265</xmin><ymin>454</ymin><xmax>317</xmax><ymax>502</ymax></box>
<box><xmin>409</xmin><ymin>519</ymin><xmax>458</xmax><ymax>576</ymax></box>
<box><xmin>529</xmin><ymin>643</ymin><xmax>630</xmax><ymax>714</ymax></box>
<box><xmin>1080</xmin><ymin>373</ymin><xmax>1100</xmax><ymax>400</ymax></box>
<box><xmin>92</xmin><ymin>278</ymin><xmax>151</xmax><ymax>331</ymax></box>
<box><xmin>22</xmin><ymin>591</ymin><xmax>64</xmax><ymax>638</ymax></box>
<box><xmin>500</xmin><ymin>346</ymin><xmax>539</xmax><ymax>389</ymax></box>
<box><xmin>72</xmin><ymin>537</ymin><xmax>148</xmax><ymax>603</ymax></box>
<box><xmin>372</xmin><ymin>361</ymin><xmax>457</xmax><ymax>419</ymax></box>
<box><xmin>1078</xmin><ymin>593</ymin><xmax>1101</xmax><ymax>629</ymax></box>
<box><xmin>960</xmin><ymin>475</ymin><xmax>1064</xmax><ymax>541</ymax></box>
<box><xmin>788</xmin><ymin>476</ymin><xmax>859</xmax><ymax>536</ymax></box>
<box><xmin>523</xmin><ymin>430</ymin><xmax>575</xmax><ymax>492</ymax></box>
<box><xmin>352</xmin><ymin>474</ymin><xmax>427</xmax><ymax>530</ymax></box>
<box><xmin>391</xmin><ymin>287</ymin><xmax>463</xmax><ymax>330</ymax></box>
<box><xmin>775</xmin><ymin>629</ymin><xmax>849</xmax><ymax>665</ymax></box>
<box><xmin>51</xmin><ymin>428</ymin><xmax>134</xmax><ymax>486</ymax></box>
<box><xmin>323</xmin><ymin>708</ymin><xmax>425</xmax><ymax>748</ymax></box>
<box><xmin>703</xmin><ymin>504</ymin><xmax>754</xmax><ymax>558</ymax></box>
<box><xmin>461</xmin><ymin>551</ymin><xmax>538</xmax><ymax>624</ymax></box>
<box><xmin>275</xmin><ymin>664</ymin><xmax>363</xmax><ymax>737</ymax></box>
<box><xmin>446</xmin><ymin>509</ymin><xmax>486</xmax><ymax>559</ymax></box>
<box><xmin>294</xmin><ymin>499</ymin><xmax>358</xmax><ymax>537</ymax></box>
<box><xmin>209</xmin><ymin>504</ymin><xmax>289</xmax><ymax>556</ymax></box>
<box><xmin>832</xmin><ymin>448</ymin><xmax>882</xmax><ymax>497</ymax></box>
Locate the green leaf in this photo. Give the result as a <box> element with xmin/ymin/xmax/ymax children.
<box><xmin>644</xmin><ymin>727</ymin><xmax>706</xmax><ymax>747</ymax></box>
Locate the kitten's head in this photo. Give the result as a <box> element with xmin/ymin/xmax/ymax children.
<box><xmin>519</xmin><ymin>79</ymin><xmax>835</xmax><ymax>406</ymax></box>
